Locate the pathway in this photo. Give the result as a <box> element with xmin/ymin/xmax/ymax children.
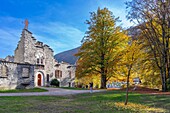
<box><xmin>0</xmin><ymin>87</ymin><xmax>106</xmax><ymax>96</ymax></box>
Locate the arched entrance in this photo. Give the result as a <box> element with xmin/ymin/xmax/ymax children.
<box><xmin>35</xmin><ymin>71</ymin><xmax>44</xmax><ymax>87</ymax></box>
<box><xmin>38</xmin><ymin>74</ymin><xmax>42</xmax><ymax>86</ymax></box>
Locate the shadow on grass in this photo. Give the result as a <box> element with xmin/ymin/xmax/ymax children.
<box><xmin>74</xmin><ymin>90</ymin><xmax>170</xmax><ymax>112</ymax></box>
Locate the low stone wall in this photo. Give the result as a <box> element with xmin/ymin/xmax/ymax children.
<box><xmin>0</xmin><ymin>60</ymin><xmax>34</xmax><ymax>90</ymax></box>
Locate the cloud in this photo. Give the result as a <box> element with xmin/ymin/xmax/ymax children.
<box><xmin>29</xmin><ymin>21</ymin><xmax>84</xmax><ymax>54</ymax></box>
<box><xmin>95</xmin><ymin>0</ymin><xmax>133</xmax><ymax>28</ymax></box>
<box><xmin>0</xmin><ymin>16</ymin><xmax>23</xmax><ymax>28</ymax></box>
<box><xmin>0</xmin><ymin>16</ymin><xmax>84</xmax><ymax>57</ymax></box>
<box><xmin>31</xmin><ymin>22</ymin><xmax>84</xmax><ymax>40</ymax></box>
<box><xmin>33</xmin><ymin>34</ymin><xmax>70</xmax><ymax>54</ymax></box>
<box><xmin>0</xmin><ymin>28</ymin><xmax>21</xmax><ymax>58</ymax></box>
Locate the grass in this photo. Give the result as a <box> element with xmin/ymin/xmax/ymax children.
<box><xmin>0</xmin><ymin>90</ymin><xmax>169</xmax><ymax>113</ymax></box>
<box><xmin>0</xmin><ymin>88</ymin><xmax>48</xmax><ymax>93</ymax></box>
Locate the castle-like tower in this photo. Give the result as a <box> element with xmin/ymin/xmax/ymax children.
<box><xmin>14</xmin><ymin>28</ymin><xmax>56</xmax><ymax>87</ymax></box>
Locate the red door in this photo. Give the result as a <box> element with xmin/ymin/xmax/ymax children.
<box><xmin>38</xmin><ymin>74</ymin><xmax>41</xmax><ymax>86</ymax></box>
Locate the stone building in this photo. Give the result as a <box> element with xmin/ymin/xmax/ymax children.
<box><xmin>0</xmin><ymin>26</ymin><xmax>75</xmax><ymax>90</ymax></box>
<box><xmin>55</xmin><ymin>62</ymin><xmax>76</xmax><ymax>87</ymax></box>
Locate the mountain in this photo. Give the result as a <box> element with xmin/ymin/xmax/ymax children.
<box><xmin>54</xmin><ymin>47</ymin><xmax>80</xmax><ymax>65</ymax></box>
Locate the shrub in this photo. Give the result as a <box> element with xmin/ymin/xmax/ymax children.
<box><xmin>95</xmin><ymin>84</ymin><xmax>99</xmax><ymax>89</ymax></box>
<box><xmin>50</xmin><ymin>79</ymin><xmax>59</xmax><ymax>87</ymax></box>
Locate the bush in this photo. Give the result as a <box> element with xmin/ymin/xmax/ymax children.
<box><xmin>95</xmin><ymin>84</ymin><xmax>99</xmax><ymax>89</ymax></box>
<box><xmin>50</xmin><ymin>79</ymin><xmax>59</xmax><ymax>87</ymax></box>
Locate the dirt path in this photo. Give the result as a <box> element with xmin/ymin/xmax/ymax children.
<box><xmin>0</xmin><ymin>87</ymin><xmax>106</xmax><ymax>96</ymax></box>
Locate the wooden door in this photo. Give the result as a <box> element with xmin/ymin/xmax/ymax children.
<box><xmin>38</xmin><ymin>74</ymin><xmax>41</xmax><ymax>86</ymax></box>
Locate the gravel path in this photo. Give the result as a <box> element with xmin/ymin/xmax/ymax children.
<box><xmin>0</xmin><ymin>87</ymin><xmax>106</xmax><ymax>96</ymax></box>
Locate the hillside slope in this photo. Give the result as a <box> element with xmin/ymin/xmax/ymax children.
<box><xmin>54</xmin><ymin>47</ymin><xmax>80</xmax><ymax>65</ymax></box>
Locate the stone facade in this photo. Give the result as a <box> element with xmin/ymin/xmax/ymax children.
<box><xmin>0</xmin><ymin>28</ymin><xmax>76</xmax><ymax>90</ymax></box>
<box><xmin>55</xmin><ymin>62</ymin><xmax>75</xmax><ymax>87</ymax></box>
<box><xmin>14</xmin><ymin>29</ymin><xmax>56</xmax><ymax>87</ymax></box>
<box><xmin>0</xmin><ymin>60</ymin><xmax>34</xmax><ymax>90</ymax></box>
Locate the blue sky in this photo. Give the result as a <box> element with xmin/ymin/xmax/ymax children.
<box><xmin>0</xmin><ymin>0</ymin><xmax>132</xmax><ymax>58</ymax></box>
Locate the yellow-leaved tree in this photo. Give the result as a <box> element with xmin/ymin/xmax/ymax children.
<box><xmin>126</xmin><ymin>0</ymin><xmax>170</xmax><ymax>91</ymax></box>
<box><xmin>75</xmin><ymin>7</ymin><xmax>128</xmax><ymax>88</ymax></box>
<box><xmin>116</xmin><ymin>40</ymin><xmax>145</xmax><ymax>105</ymax></box>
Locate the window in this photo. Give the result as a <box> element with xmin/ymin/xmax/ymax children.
<box><xmin>47</xmin><ymin>74</ymin><xmax>49</xmax><ymax>82</ymax></box>
<box><xmin>37</xmin><ymin>58</ymin><xmax>39</xmax><ymax>64</ymax></box>
<box><xmin>55</xmin><ymin>70</ymin><xmax>59</xmax><ymax>78</ymax></box>
<box><xmin>0</xmin><ymin>65</ymin><xmax>8</xmax><ymax>77</ymax></box>
<box><xmin>37</xmin><ymin>58</ymin><xmax>43</xmax><ymax>64</ymax></box>
<box><xmin>55</xmin><ymin>70</ymin><xmax>62</xmax><ymax>78</ymax></box>
<box><xmin>41</xmin><ymin>59</ymin><xmax>43</xmax><ymax>64</ymax></box>
<box><xmin>60</xmin><ymin>71</ymin><xmax>62</xmax><ymax>78</ymax></box>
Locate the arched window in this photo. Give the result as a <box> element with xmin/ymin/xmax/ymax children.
<box><xmin>37</xmin><ymin>58</ymin><xmax>39</xmax><ymax>64</ymax></box>
<box><xmin>35</xmin><ymin>52</ymin><xmax>44</xmax><ymax>64</ymax></box>
<box><xmin>41</xmin><ymin>58</ymin><xmax>43</xmax><ymax>64</ymax></box>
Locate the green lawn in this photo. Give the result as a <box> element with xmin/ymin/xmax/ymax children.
<box><xmin>0</xmin><ymin>88</ymin><xmax>48</xmax><ymax>93</ymax></box>
<box><xmin>0</xmin><ymin>90</ymin><xmax>169</xmax><ymax>113</ymax></box>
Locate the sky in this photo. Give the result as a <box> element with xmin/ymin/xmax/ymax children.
<box><xmin>0</xmin><ymin>0</ymin><xmax>132</xmax><ymax>58</ymax></box>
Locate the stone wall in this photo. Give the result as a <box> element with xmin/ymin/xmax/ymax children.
<box><xmin>14</xmin><ymin>29</ymin><xmax>37</xmax><ymax>64</ymax></box>
<box><xmin>16</xmin><ymin>63</ymin><xmax>34</xmax><ymax>89</ymax></box>
<box><xmin>44</xmin><ymin>45</ymin><xmax>55</xmax><ymax>83</ymax></box>
<box><xmin>14</xmin><ymin>35</ymin><xmax>25</xmax><ymax>63</ymax></box>
<box><xmin>24</xmin><ymin>29</ymin><xmax>37</xmax><ymax>64</ymax></box>
<box><xmin>55</xmin><ymin>62</ymin><xmax>75</xmax><ymax>87</ymax></box>
<box><xmin>0</xmin><ymin>60</ymin><xmax>34</xmax><ymax>90</ymax></box>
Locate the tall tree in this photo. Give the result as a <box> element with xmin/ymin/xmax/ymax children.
<box><xmin>126</xmin><ymin>0</ymin><xmax>170</xmax><ymax>91</ymax></box>
<box><xmin>128</xmin><ymin>26</ymin><xmax>162</xmax><ymax>89</ymax></box>
<box><xmin>76</xmin><ymin>8</ymin><xmax>128</xmax><ymax>88</ymax></box>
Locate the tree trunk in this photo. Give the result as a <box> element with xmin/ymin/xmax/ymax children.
<box><xmin>161</xmin><ymin>6</ymin><xmax>168</xmax><ymax>92</ymax></box>
<box><xmin>100</xmin><ymin>35</ymin><xmax>106</xmax><ymax>89</ymax></box>
<box><xmin>101</xmin><ymin>74</ymin><xmax>106</xmax><ymax>89</ymax></box>
<box><xmin>100</xmin><ymin>58</ymin><xmax>106</xmax><ymax>89</ymax></box>
<box><xmin>125</xmin><ymin>65</ymin><xmax>132</xmax><ymax>105</ymax></box>
<box><xmin>125</xmin><ymin>75</ymin><xmax>130</xmax><ymax>105</ymax></box>
<box><xmin>168</xmin><ymin>20</ymin><xmax>170</xmax><ymax>79</ymax></box>
<box><xmin>162</xmin><ymin>68</ymin><xmax>167</xmax><ymax>92</ymax></box>
<box><xmin>160</xmin><ymin>66</ymin><xmax>167</xmax><ymax>92</ymax></box>
<box><xmin>168</xmin><ymin>66</ymin><xmax>170</xmax><ymax>81</ymax></box>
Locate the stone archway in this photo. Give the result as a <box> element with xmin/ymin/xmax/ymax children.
<box><xmin>35</xmin><ymin>71</ymin><xmax>44</xmax><ymax>87</ymax></box>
